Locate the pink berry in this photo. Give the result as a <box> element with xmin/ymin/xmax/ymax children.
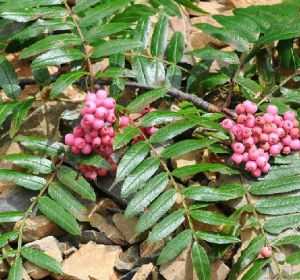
<box><xmin>86</xmin><ymin>92</ymin><xmax>96</xmax><ymax>102</ymax></box>
<box><xmin>231</xmin><ymin>125</ymin><xmax>243</xmax><ymax>139</ymax></box>
<box><xmin>92</xmin><ymin>119</ymin><xmax>105</xmax><ymax>130</ymax></box>
<box><xmin>276</xmin><ymin>127</ymin><xmax>285</xmax><ymax>138</ymax></box>
<box><xmin>261</xmin><ymin>163</ymin><xmax>271</xmax><ymax>174</ymax></box>
<box><xmin>257</xmin><ymin>148</ymin><xmax>264</xmax><ymax>156</ymax></box>
<box><xmin>96</xmin><ymin>90</ymin><xmax>108</xmax><ymax>100</ymax></box>
<box><xmin>73</xmin><ymin>126</ymin><xmax>84</xmax><ymax>137</ymax></box>
<box><xmin>83</xmin><ymin>114</ymin><xmax>95</xmax><ymax>125</ymax></box>
<box><xmin>80</xmin><ymin>120</ymin><xmax>92</xmax><ymax>131</ymax></box>
<box><xmin>90</xmin><ymin>130</ymin><xmax>99</xmax><ymax>138</ymax></box>
<box><xmin>260</xmin><ymin>133</ymin><xmax>269</xmax><ymax>143</ymax></box>
<box><xmin>290</xmin><ymin>128</ymin><xmax>300</xmax><ymax>139</ymax></box>
<box><xmin>65</xmin><ymin>133</ymin><xmax>75</xmax><ymax>146</ymax></box>
<box><xmin>231</xmin><ymin>153</ymin><xmax>243</xmax><ymax>164</ymax></box>
<box><xmin>146</xmin><ymin>127</ymin><xmax>158</xmax><ymax>135</ymax></box>
<box><xmin>242</xmin><ymin>127</ymin><xmax>252</xmax><ymax>139</ymax></box>
<box><xmin>102</xmin><ymin>135</ymin><xmax>111</xmax><ymax>145</ymax></box>
<box><xmin>95</xmin><ymin>107</ymin><xmax>108</xmax><ymax>119</ymax></box>
<box><xmin>231</xmin><ymin>142</ymin><xmax>245</xmax><ymax>154</ymax></box>
<box><xmin>293</xmin><ymin>120</ymin><xmax>299</xmax><ymax>128</ymax></box>
<box><xmin>290</xmin><ymin>139</ymin><xmax>300</xmax><ymax>150</ymax></box>
<box><xmin>263</xmin><ymin>113</ymin><xmax>274</xmax><ymax>124</ymax></box>
<box><xmin>107</xmin><ymin>126</ymin><xmax>115</xmax><ymax>138</ymax></box>
<box><xmin>242</xmin><ymin>152</ymin><xmax>249</xmax><ymax>162</ymax></box>
<box><xmin>260</xmin><ymin>247</ymin><xmax>272</xmax><ymax>258</ymax></box>
<box><xmin>255</xmin><ymin>116</ymin><xmax>265</xmax><ymax>127</ymax></box>
<box><xmin>283</xmin><ymin>120</ymin><xmax>293</xmax><ymax>131</ymax></box>
<box><xmin>282</xmin><ymin>135</ymin><xmax>292</xmax><ymax>146</ymax></box>
<box><xmin>92</xmin><ymin>137</ymin><xmax>101</xmax><ymax>148</ymax></box>
<box><xmin>246</xmin><ymin>117</ymin><xmax>255</xmax><ymax>128</ymax></box>
<box><xmin>243</xmin><ymin>137</ymin><xmax>254</xmax><ymax>148</ymax></box>
<box><xmin>71</xmin><ymin>146</ymin><xmax>81</xmax><ymax>154</ymax></box>
<box><xmin>253</xmin><ymin>136</ymin><xmax>260</xmax><ymax>143</ymax></box>
<box><xmin>84</xmin><ymin>101</ymin><xmax>96</xmax><ymax>114</ymax></box>
<box><xmin>81</xmin><ymin>144</ymin><xmax>92</xmax><ymax>155</ymax></box>
<box><xmin>237</xmin><ymin>114</ymin><xmax>247</xmax><ymax>124</ymax></box>
<box><xmin>245</xmin><ymin>161</ymin><xmax>257</xmax><ymax>172</ymax></box>
<box><xmin>119</xmin><ymin>116</ymin><xmax>130</xmax><ymax>128</ymax></box>
<box><xmin>100</xmin><ymin>126</ymin><xmax>108</xmax><ymax>136</ymax></box>
<box><xmin>284</xmin><ymin>111</ymin><xmax>295</xmax><ymax>121</ymax></box>
<box><xmin>273</xmin><ymin>115</ymin><xmax>283</xmax><ymax>126</ymax></box>
<box><xmin>249</xmin><ymin>147</ymin><xmax>259</xmax><ymax>160</ymax></box>
<box><xmin>243</xmin><ymin>100</ymin><xmax>258</xmax><ymax>114</ymax></box>
<box><xmin>269</xmin><ymin>144</ymin><xmax>281</xmax><ymax>156</ymax></box>
<box><xmin>106</xmin><ymin>114</ymin><xmax>116</xmax><ymax>123</ymax></box>
<box><xmin>74</xmin><ymin>137</ymin><xmax>85</xmax><ymax>149</ymax></box>
<box><xmin>266</xmin><ymin>104</ymin><xmax>278</xmax><ymax>115</ymax></box>
<box><xmin>84</xmin><ymin>133</ymin><xmax>93</xmax><ymax>144</ymax></box>
<box><xmin>102</xmin><ymin>98</ymin><xmax>116</xmax><ymax>109</ymax></box>
<box><xmin>252</xmin><ymin>126</ymin><xmax>262</xmax><ymax>136</ymax></box>
<box><xmin>252</xmin><ymin>168</ymin><xmax>262</xmax><ymax>178</ymax></box>
<box><xmin>84</xmin><ymin>171</ymin><xmax>97</xmax><ymax>180</ymax></box>
<box><xmin>261</xmin><ymin>142</ymin><xmax>270</xmax><ymax>151</ymax></box>
<box><xmin>235</xmin><ymin>104</ymin><xmax>246</xmax><ymax>115</ymax></box>
<box><xmin>282</xmin><ymin>146</ymin><xmax>291</xmax><ymax>155</ymax></box>
<box><xmin>97</xmin><ymin>168</ymin><xmax>108</xmax><ymax>176</ymax></box>
<box><xmin>263</xmin><ymin>124</ymin><xmax>273</xmax><ymax>134</ymax></box>
<box><xmin>256</xmin><ymin>156</ymin><xmax>267</xmax><ymax>168</ymax></box>
<box><xmin>268</xmin><ymin>133</ymin><xmax>279</xmax><ymax>145</ymax></box>
<box><xmin>221</xmin><ymin>119</ymin><xmax>234</xmax><ymax>130</ymax></box>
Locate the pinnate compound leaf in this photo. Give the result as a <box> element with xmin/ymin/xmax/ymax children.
<box><xmin>0</xmin><ymin>169</ymin><xmax>46</xmax><ymax>190</ymax></box>
<box><xmin>116</xmin><ymin>141</ymin><xmax>150</xmax><ymax>181</ymax></box>
<box><xmin>190</xmin><ymin>210</ymin><xmax>237</xmax><ymax>226</ymax></box>
<box><xmin>196</xmin><ymin>231</ymin><xmax>240</xmax><ymax>244</ymax></box>
<box><xmin>241</xmin><ymin>258</ymin><xmax>271</xmax><ymax>280</ymax></box>
<box><xmin>135</xmin><ymin>189</ymin><xmax>177</xmax><ymax>233</ymax></box>
<box><xmin>192</xmin><ymin>242</ymin><xmax>210</xmax><ymax>280</ymax></box>
<box><xmin>272</xmin><ymin>234</ymin><xmax>300</xmax><ymax>247</ymax></box>
<box><xmin>157</xmin><ymin>229</ymin><xmax>192</xmax><ymax>265</ymax></box>
<box><xmin>21</xmin><ymin>247</ymin><xmax>63</xmax><ymax>274</ymax></box>
<box><xmin>160</xmin><ymin>139</ymin><xmax>216</xmax><ymax>159</ymax></box>
<box><xmin>150</xmin><ymin>120</ymin><xmax>196</xmax><ymax>144</ymax></box>
<box><xmin>173</xmin><ymin>163</ymin><xmax>239</xmax><ymax>178</ymax></box>
<box><xmin>0</xmin><ymin>55</ymin><xmax>20</xmax><ymax>99</ymax></box>
<box><xmin>263</xmin><ymin>214</ymin><xmax>300</xmax><ymax>234</ymax></box>
<box><xmin>0</xmin><ymin>231</ymin><xmax>18</xmax><ymax>248</ymax></box>
<box><xmin>255</xmin><ymin>196</ymin><xmax>300</xmax><ymax>215</ymax></box>
<box><xmin>15</xmin><ymin>135</ymin><xmax>66</xmax><ymax>157</ymax></box>
<box><xmin>125</xmin><ymin>172</ymin><xmax>169</xmax><ymax>217</ymax></box>
<box><xmin>148</xmin><ymin>208</ymin><xmax>185</xmax><ymax>242</ymax></box>
<box><xmin>151</xmin><ymin>15</ymin><xmax>169</xmax><ymax>57</ymax></box>
<box><xmin>31</xmin><ymin>49</ymin><xmax>85</xmax><ymax>69</ymax></box>
<box><xmin>50</xmin><ymin>70</ymin><xmax>87</xmax><ymax>98</ymax></box>
<box><xmin>48</xmin><ymin>182</ymin><xmax>88</xmax><ymax>222</ymax></box>
<box><xmin>20</xmin><ymin>34</ymin><xmax>81</xmax><ymax>59</ymax></box>
<box><xmin>38</xmin><ymin>196</ymin><xmax>80</xmax><ymax>235</ymax></box>
<box><xmin>0</xmin><ymin>102</ymin><xmax>18</xmax><ymax>127</ymax></box>
<box><xmin>7</xmin><ymin>257</ymin><xmax>22</xmax><ymax>280</ymax></box>
<box><xmin>182</xmin><ymin>184</ymin><xmax>245</xmax><ymax>202</ymax></box>
<box><xmin>10</xmin><ymin>98</ymin><xmax>34</xmax><ymax>138</ymax></box>
<box><xmin>249</xmin><ymin>176</ymin><xmax>300</xmax><ymax>195</ymax></box>
<box><xmin>121</xmin><ymin>157</ymin><xmax>160</xmax><ymax>198</ymax></box>
<box><xmin>167</xmin><ymin>32</ymin><xmax>184</xmax><ymax>63</ymax></box>
<box><xmin>114</xmin><ymin>126</ymin><xmax>140</xmax><ymax>150</ymax></box>
<box><xmin>127</xmin><ymin>88</ymin><xmax>167</xmax><ymax>113</ymax></box>
<box><xmin>2</xmin><ymin>154</ymin><xmax>55</xmax><ymax>174</ymax></box>
<box><xmin>92</xmin><ymin>39</ymin><xmax>142</xmax><ymax>58</ymax></box>
<box><xmin>140</xmin><ymin>110</ymin><xmax>182</xmax><ymax>127</ymax></box>
<box><xmin>229</xmin><ymin>236</ymin><xmax>265</xmax><ymax>280</ymax></box>
<box><xmin>57</xmin><ymin>166</ymin><xmax>96</xmax><ymax>201</ymax></box>
<box><xmin>0</xmin><ymin>211</ymin><xmax>23</xmax><ymax>223</ymax></box>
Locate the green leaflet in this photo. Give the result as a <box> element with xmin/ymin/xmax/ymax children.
<box><xmin>167</xmin><ymin>32</ymin><xmax>184</xmax><ymax>63</ymax></box>
<box><xmin>255</xmin><ymin>196</ymin><xmax>300</xmax><ymax>215</ymax></box>
<box><xmin>0</xmin><ymin>211</ymin><xmax>23</xmax><ymax>223</ymax></box>
<box><xmin>182</xmin><ymin>184</ymin><xmax>245</xmax><ymax>202</ymax></box>
<box><xmin>236</xmin><ymin>76</ymin><xmax>262</xmax><ymax>99</ymax></box>
<box><xmin>135</xmin><ymin>189</ymin><xmax>177</xmax><ymax>233</ymax></box>
<box><xmin>190</xmin><ymin>210</ymin><xmax>238</xmax><ymax>226</ymax></box>
<box><xmin>229</xmin><ymin>236</ymin><xmax>264</xmax><ymax>280</ymax></box>
<box><xmin>249</xmin><ymin>176</ymin><xmax>300</xmax><ymax>195</ymax></box>
<box><xmin>150</xmin><ymin>15</ymin><xmax>169</xmax><ymax>57</ymax></box>
<box><xmin>50</xmin><ymin>70</ymin><xmax>87</xmax><ymax>98</ymax></box>
<box><xmin>0</xmin><ymin>231</ymin><xmax>18</xmax><ymax>248</ymax></box>
<box><xmin>196</xmin><ymin>231</ymin><xmax>240</xmax><ymax>244</ymax></box>
<box><xmin>174</xmin><ymin>0</ymin><xmax>206</xmax><ymax>14</ymax></box>
<box><xmin>187</xmin><ymin>47</ymin><xmax>239</xmax><ymax>64</ymax></box>
<box><xmin>150</xmin><ymin>119</ymin><xmax>196</xmax><ymax>144</ymax></box>
<box><xmin>157</xmin><ymin>229</ymin><xmax>192</xmax><ymax>265</ymax></box>
<box><xmin>0</xmin><ymin>55</ymin><xmax>20</xmax><ymax>99</ymax></box>
<box><xmin>240</xmin><ymin>258</ymin><xmax>271</xmax><ymax>280</ymax></box>
<box><xmin>148</xmin><ymin>208</ymin><xmax>185</xmax><ymax>242</ymax></box>
<box><xmin>48</xmin><ymin>182</ymin><xmax>88</xmax><ymax>222</ymax></box>
<box><xmin>31</xmin><ymin>48</ymin><xmax>85</xmax><ymax>69</ymax></box>
<box><xmin>133</xmin><ymin>16</ymin><xmax>152</xmax><ymax>51</ymax></box>
<box><xmin>139</xmin><ymin>110</ymin><xmax>182</xmax><ymax>127</ymax></box>
<box><xmin>114</xmin><ymin>126</ymin><xmax>140</xmax><ymax>150</ymax></box>
<box><xmin>10</xmin><ymin>98</ymin><xmax>35</xmax><ymax>138</ymax></box>
<box><xmin>125</xmin><ymin>172</ymin><xmax>169</xmax><ymax>217</ymax></box>
<box><xmin>127</xmin><ymin>87</ymin><xmax>167</xmax><ymax>113</ymax></box>
<box><xmin>116</xmin><ymin>141</ymin><xmax>150</xmax><ymax>181</ymax></box>
<box><xmin>151</xmin><ymin>0</ymin><xmax>181</xmax><ymax>17</ymax></box>
<box><xmin>21</xmin><ymin>247</ymin><xmax>63</xmax><ymax>274</ymax></box>
<box><xmin>121</xmin><ymin>157</ymin><xmax>160</xmax><ymax>198</ymax></box>
<box><xmin>0</xmin><ymin>169</ymin><xmax>46</xmax><ymax>190</ymax></box>
<box><xmin>72</xmin><ymin>0</ymin><xmax>101</xmax><ymax>13</ymax></box>
<box><xmin>286</xmin><ymin>251</ymin><xmax>300</xmax><ymax>265</ymax></box>
<box><xmin>92</xmin><ymin>39</ymin><xmax>142</xmax><ymax>58</ymax></box>
<box><xmin>263</xmin><ymin>214</ymin><xmax>300</xmax><ymax>234</ymax></box>
<box><xmin>272</xmin><ymin>234</ymin><xmax>300</xmax><ymax>247</ymax></box>
<box><xmin>173</xmin><ymin>163</ymin><xmax>240</xmax><ymax>178</ymax></box>
<box><xmin>2</xmin><ymin>154</ymin><xmax>55</xmax><ymax>174</ymax></box>
<box><xmin>0</xmin><ymin>0</ymin><xmax>63</xmax><ymax>12</ymax></box>
<box><xmin>131</xmin><ymin>56</ymin><xmax>156</xmax><ymax>86</ymax></box>
<box><xmin>160</xmin><ymin>139</ymin><xmax>216</xmax><ymax>159</ymax></box>
<box><xmin>0</xmin><ymin>101</ymin><xmax>18</xmax><ymax>127</ymax></box>
<box><xmin>57</xmin><ymin>166</ymin><xmax>96</xmax><ymax>201</ymax></box>
<box><xmin>165</xmin><ymin>65</ymin><xmax>182</xmax><ymax>89</ymax></box>
<box><xmin>15</xmin><ymin>135</ymin><xmax>66</xmax><ymax>157</ymax></box>
<box><xmin>38</xmin><ymin>196</ymin><xmax>81</xmax><ymax>235</ymax></box>
<box><xmin>192</xmin><ymin>242</ymin><xmax>210</xmax><ymax>280</ymax></box>
<box><xmin>259</xmin><ymin>162</ymin><xmax>300</xmax><ymax>181</ymax></box>
<box><xmin>7</xmin><ymin>257</ymin><xmax>23</xmax><ymax>280</ymax></box>
<box><xmin>67</xmin><ymin>152</ymin><xmax>111</xmax><ymax>170</ymax></box>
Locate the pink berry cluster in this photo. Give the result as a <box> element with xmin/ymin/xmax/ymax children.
<box><xmin>222</xmin><ymin>100</ymin><xmax>300</xmax><ymax>177</ymax></box>
<box><xmin>64</xmin><ymin>90</ymin><xmax>117</xmax><ymax>180</ymax></box>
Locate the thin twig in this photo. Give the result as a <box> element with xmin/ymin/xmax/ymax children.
<box><xmin>63</xmin><ymin>0</ymin><xmax>95</xmax><ymax>92</ymax></box>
